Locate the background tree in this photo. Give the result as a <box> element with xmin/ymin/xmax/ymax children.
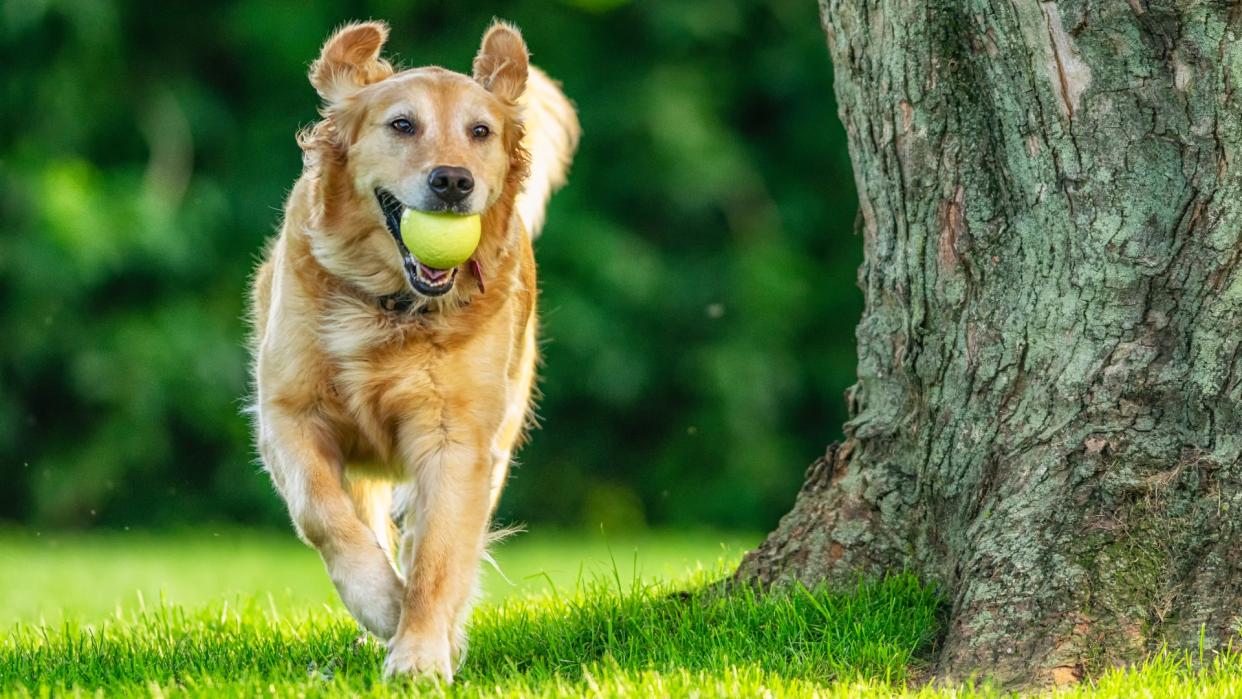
<box><xmin>738</xmin><ymin>0</ymin><xmax>1242</xmax><ymax>686</ymax></box>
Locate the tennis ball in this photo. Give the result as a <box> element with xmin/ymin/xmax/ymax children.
<box><xmin>399</xmin><ymin>210</ymin><xmax>482</xmax><ymax>269</ymax></box>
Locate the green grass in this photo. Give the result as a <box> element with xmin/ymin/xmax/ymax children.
<box><xmin>0</xmin><ymin>528</ymin><xmax>757</xmax><ymax>626</ymax></box>
<box><xmin>2</xmin><ymin>529</ymin><xmax>1241</xmax><ymax>697</ymax></box>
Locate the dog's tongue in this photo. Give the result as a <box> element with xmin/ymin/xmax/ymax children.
<box><xmin>419</xmin><ymin>263</ymin><xmax>452</xmax><ymax>282</ymax></box>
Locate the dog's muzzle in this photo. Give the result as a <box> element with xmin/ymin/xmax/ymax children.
<box><xmin>376</xmin><ymin>188</ymin><xmax>458</xmax><ymax>297</ymax></box>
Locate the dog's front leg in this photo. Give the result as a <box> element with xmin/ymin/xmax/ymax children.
<box><xmin>258</xmin><ymin>409</ymin><xmax>404</xmax><ymax>639</ymax></box>
<box><xmin>384</xmin><ymin>439</ymin><xmax>491</xmax><ymax>681</ymax></box>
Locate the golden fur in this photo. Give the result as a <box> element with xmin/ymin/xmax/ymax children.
<box><xmin>249</xmin><ymin>20</ymin><xmax>578</xmax><ymax>680</ymax></box>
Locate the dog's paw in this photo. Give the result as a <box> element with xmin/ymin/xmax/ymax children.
<box><xmin>384</xmin><ymin>632</ymin><xmax>453</xmax><ymax>682</ymax></box>
<box><xmin>332</xmin><ymin>552</ymin><xmax>404</xmax><ymax>640</ymax></box>
<box><xmin>348</xmin><ymin>573</ymin><xmax>403</xmax><ymax>640</ymax></box>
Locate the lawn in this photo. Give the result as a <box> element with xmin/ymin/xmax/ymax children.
<box><xmin>0</xmin><ymin>528</ymin><xmax>759</xmax><ymax>627</ymax></box>
<box><xmin>2</xmin><ymin>528</ymin><xmax>1239</xmax><ymax>697</ymax></box>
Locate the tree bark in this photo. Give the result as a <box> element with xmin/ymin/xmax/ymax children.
<box><xmin>737</xmin><ymin>0</ymin><xmax>1242</xmax><ymax>687</ymax></box>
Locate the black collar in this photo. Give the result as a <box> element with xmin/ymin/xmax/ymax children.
<box><xmin>376</xmin><ymin>290</ymin><xmax>424</xmax><ymax>315</ymax></box>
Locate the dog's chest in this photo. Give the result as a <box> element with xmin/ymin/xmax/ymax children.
<box><xmin>329</xmin><ymin>335</ymin><xmax>438</xmax><ymax>463</ymax></box>
<box><xmin>324</xmin><ymin>313</ymin><xmax>513</xmax><ymax>468</ymax></box>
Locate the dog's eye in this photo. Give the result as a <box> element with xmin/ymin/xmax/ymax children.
<box><xmin>390</xmin><ymin>118</ymin><xmax>416</xmax><ymax>135</ymax></box>
<box><xmin>471</xmin><ymin>124</ymin><xmax>491</xmax><ymax>140</ymax></box>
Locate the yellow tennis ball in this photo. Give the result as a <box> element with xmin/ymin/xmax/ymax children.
<box><xmin>399</xmin><ymin>210</ymin><xmax>482</xmax><ymax>269</ymax></box>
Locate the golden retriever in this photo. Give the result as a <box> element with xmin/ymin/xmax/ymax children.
<box><xmin>248</xmin><ymin>19</ymin><xmax>578</xmax><ymax>680</ymax></box>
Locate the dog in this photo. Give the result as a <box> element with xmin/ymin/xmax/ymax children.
<box><xmin>248</xmin><ymin>19</ymin><xmax>578</xmax><ymax>680</ymax></box>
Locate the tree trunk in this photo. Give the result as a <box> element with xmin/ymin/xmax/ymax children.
<box><xmin>736</xmin><ymin>0</ymin><xmax>1242</xmax><ymax>687</ymax></box>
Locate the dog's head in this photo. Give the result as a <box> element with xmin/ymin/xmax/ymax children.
<box><xmin>300</xmin><ymin>21</ymin><xmax>529</xmax><ymax>299</ymax></box>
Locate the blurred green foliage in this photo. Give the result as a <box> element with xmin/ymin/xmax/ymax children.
<box><xmin>0</xmin><ymin>0</ymin><xmax>859</xmax><ymax>530</ymax></box>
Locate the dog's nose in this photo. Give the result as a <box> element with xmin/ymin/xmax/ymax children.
<box><xmin>428</xmin><ymin>166</ymin><xmax>474</xmax><ymax>204</ymax></box>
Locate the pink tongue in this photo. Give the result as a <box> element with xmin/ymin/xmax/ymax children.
<box><xmin>420</xmin><ymin>264</ymin><xmax>451</xmax><ymax>282</ymax></box>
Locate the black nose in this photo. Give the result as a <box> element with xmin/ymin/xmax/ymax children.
<box><xmin>427</xmin><ymin>166</ymin><xmax>474</xmax><ymax>204</ymax></box>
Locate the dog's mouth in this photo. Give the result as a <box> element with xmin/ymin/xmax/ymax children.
<box><xmin>376</xmin><ymin>188</ymin><xmax>458</xmax><ymax>297</ymax></box>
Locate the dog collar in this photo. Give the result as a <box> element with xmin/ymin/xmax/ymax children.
<box><xmin>377</xmin><ymin>291</ymin><xmax>422</xmax><ymax>314</ymax></box>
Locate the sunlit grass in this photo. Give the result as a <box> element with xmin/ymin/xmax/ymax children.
<box><xmin>1</xmin><ymin>573</ymin><xmax>941</xmax><ymax>697</ymax></box>
<box><xmin>3</xmin><ymin>529</ymin><xmax>1240</xmax><ymax>697</ymax></box>
<box><xmin>0</xmin><ymin>529</ymin><xmax>939</xmax><ymax>697</ymax></box>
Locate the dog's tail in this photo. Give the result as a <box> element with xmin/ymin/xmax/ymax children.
<box><xmin>516</xmin><ymin>66</ymin><xmax>580</xmax><ymax>238</ymax></box>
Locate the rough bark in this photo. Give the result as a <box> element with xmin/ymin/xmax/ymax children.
<box><xmin>737</xmin><ymin>0</ymin><xmax>1242</xmax><ymax>687</ymax></box>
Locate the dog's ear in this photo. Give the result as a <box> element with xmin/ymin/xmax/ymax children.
<box><xmin>472</xmin><ymin>21</ymin><xmax>529</xmax><ymax>102</ymax></box>
<box><xmin>310</xmin><ymin>21</ymin><xmax>394</xmax><ymax>103</ymax></box>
